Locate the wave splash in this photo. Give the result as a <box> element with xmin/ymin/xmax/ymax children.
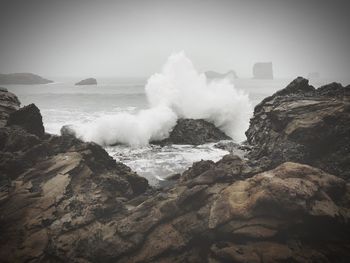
<box><xmin>73</xmin><ymin>52</ymin><xmax>252</xmax><ymax>146</ymax></box>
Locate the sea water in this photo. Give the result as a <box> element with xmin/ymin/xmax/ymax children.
<box><xmin>4</xmin><ymin>77</ymin><xmax>331</xmax><ymax>186</ymax></box>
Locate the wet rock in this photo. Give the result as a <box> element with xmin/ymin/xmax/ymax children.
<box><xmin>246</xmin><ymin>77</ymin><xmax>350</xmax><ymax>179</ymax></box>
<box><xmin>154</xmin><ymin>119</ymin><xmax>231</xmax><ymax>145</ymax></box>
<box><xmin>0</xmin><ymin>88</ymin><xmax>20</xmax><ymax>127</ymax></box>
<box><xmin>6</xmin><ymin>103</ymin><xmax>45</xmax><ymax>137</ymax></box>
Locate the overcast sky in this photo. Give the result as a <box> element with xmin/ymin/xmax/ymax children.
<box><xmin>0</xmin><ymin>0</ymin><xmax>349</xmax><ymax>79</ymax></box>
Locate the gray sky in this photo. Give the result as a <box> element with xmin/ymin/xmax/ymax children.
<box><xmin>0</xmin><ymin>0</ymin><xmax>349</xmax><ymax>78</ymax></box>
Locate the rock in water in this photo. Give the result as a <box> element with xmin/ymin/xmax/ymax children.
<box><xmin>6</xmin><ymin>103</ymin><xmax>45</xmax><ymax>137</ymax></box>
<box><xmin>75</xmin><ymin>78</ymin><xmax>97</xmax><ymax>85</ymax></box>
<box><xmin>0</xmin><ymin>73</ymin><xmax>53</xmax><ymax>84</ymax></box>
<box><xmin>252</xmin><ymin>62</ymin><xmax>273</xmax><ymax>79</ymax></box>
<box><xmin>0</xmin><ymin>88</ymin><xmax>20</xmax><ymax>127</ymax></box>
<box><xmin>205</xmin><ymin>70</ymin><xmax>238</xmax><ymax>80</ymax></box>
<box><xmin>153</xmin><ymin>118</ymin><xmax>231</xmax><ymax>145</ymax></box>
<box><xmin>246</xmin><ymin>77</ymin><xmax>350</xmax><ymax>179</ymax></box>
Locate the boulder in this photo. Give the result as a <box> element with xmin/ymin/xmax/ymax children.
<box><xmin>6</xmin><ymin>103</ymin><xmax>45</xmax><ymax>137</ymax></box>
<box><xmin>0</xmin><ymin>88</ymin><xmax>20</xmax><ymax>127</ymax></box>
<box><xmin>75</xmin><ymin>78</ymin><xmax>97</xmax><ymax>85</ymax></box>
<box><xmin>252</xmin><ymin>62</ymin><xmax>273</xmax><ymax>79</ymax></box>
<box><xmin>0</xmin><ymin>73</ymin><xmax>53</xmax><ymax>85</ymax></box>
<box><xmin>246</xmin><ymin>77</ymin><xmax>350</xmax><ymax>179</ymax></box>
<box><xmin>153</xmin><ymin>119</ymin><xmax>231</xmax><ymax>145</ymax></box>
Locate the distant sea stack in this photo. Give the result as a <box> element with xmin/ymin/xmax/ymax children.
<box><xmin>0</xmin><ymin>73</ymin><xmax>53</xmax><ymax>85</ymax></box>
<box><xmin>205</xmin><ymin>70</ymin><xmax>238</xmax><ymax>80</ymax></box>
<box><xmin>75</xmin><ymin>78</ymin><xmax>97</xmax><ymax>85</ymax></box>
<box><xmin>252</xmin><ymin>62</ymin><xmax>273</xmax><ymax>79</ymax></box>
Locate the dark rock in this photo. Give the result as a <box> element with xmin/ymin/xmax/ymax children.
<box><xmin>0</xmin><ymin>88</ymin><xmax>20</xmax><ymax>127</ymax></box>
<box><xmin>75</xmin><ymin>78</ymin><xmax>97</xmax><ymax>85</ymax></box>
<box><xmin>252</xmin><ymin>62</ymin><xmax>273</xmax><ymax>79</ymax></box>
<box><xmin>0</xmin><ymin>73</ymin><xmax>53</xmax><ymax>85</ymax></box>
<box><xmin>153</xmin><ymin>119</ymin><xmax>231</xmax><ymax>145</ymax></box>
<box><xmin>6</xmin><ymin>103</ymin><xmax>45</xmax><ymax>137</ymax></box>
<box><xmin>246</xmin><ymin>77</ymin><xmax>350</xmax><ymax>179</ymax></box>
<box><xmin>60</xmin><ymin>124</ymin><xmax>77</xmax><ymax>137</ymax></box>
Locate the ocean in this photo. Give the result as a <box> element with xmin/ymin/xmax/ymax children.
<box><xmin>4</xmin><ymin>77</ymin><xmax>334</xmax><ymax>186</ymax></box>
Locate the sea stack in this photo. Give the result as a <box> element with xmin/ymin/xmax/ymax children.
<box><xmin>75</xmin><ymin>78</ymin><xmax>97</xmax><ymax>85</ymax></box>
<box><xmin>252</xmin><ymin>62</ymin><xmax>273</xmax><ymax>79</ymax></box>
<box><xmin>0</xmin><ymin>73</ymin><xmax>53</xmax><ymax>85</ymax></box>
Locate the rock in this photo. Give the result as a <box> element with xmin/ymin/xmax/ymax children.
<box><xmin>252</xmin><ymin>62</ymin><xmax>273</xmax><ymax>79</ymax></box>
<box><xmin>1</xmin><ymin>83</ymin><xmax>350</xmax><ymax>262</ymax></box>
<box><xmin>246</xmin><ymin>77</ymin><xmax>350</xmax><ymax>179</ymax></box>
<box><xmin>0</xmin><ymin>88</ymin><xmax>20</xmax><ymax>127</ymax></box>
<box><xmin>6</xmin><ymin>103</ymin><xmax>45</xmax><ymax>137</ymax></box>
<box><xmin>75</xmin><ymin>78</ymin><xmax>97</xmax><ymax>85</ymax></box>
<box><xmin>60</xmin><ymin>124</ymin><xmax>77</xmax><ymax>137</ymax></box>
<box><xmin>205</xmin><ymin>70</ymin><xmax>238</xmax><ymax>80</ymax></box>
<box><xmin>153</xmin><ymin>119</ymin><xmax>231</xmax><ymax>145</ymax></box>
<box><xmin>0</xmin><ymin>73</ymin><xmax>53</xmax><ymax>85</ymax></box>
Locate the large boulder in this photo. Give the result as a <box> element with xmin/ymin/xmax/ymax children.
<box><xmin>246</xmin><ymin>77</ymin><xmax>350</xmax><ymax>179</ymax></box>
<box><xmin>0</xmin><ymin>87</ymin><xmax>20</xmax><ymax>127</ymax></box>
<box><xmin>153</xmin><ymin>119</ymin><xmax>231</xmax><ymax>145</ymax></box>
<box><xmin>252</xmin><ymin>62</ymin><xmax>273</xmax><ymax>79</ymax></box>
<box><xmin>6</xmin><ymin>103</ymin><xmax>45</xmax><ymax>137</ymax></box>
<box><xmin>75</xmin><ymin>78</ymin><xmax>97</xmax><ymax>85</ymax></box>
<box><xmin>0</xmin><ymin>73</ymin><xmax>53</xmax><ymax>85</ymax></box>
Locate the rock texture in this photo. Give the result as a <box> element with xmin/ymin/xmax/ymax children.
<box><xmin>1</xmin><ymin>79</ymin><xmax>350</xmax><ymax>262</ymax></box>
<box><xmin>0</xmin><ymin>73</ymin><xmax>53</xmax><ymax>85</ymax></box>
<box><xmin>246</xmin><ymin>77</ymin><xmax>350</xmax><ymax>179</ymax></box>
<box><xmin>75</xmin><ymin>78</ymin><xmax>97</xmax><ymax>85</ymax></box>
<box><xmin>153</xmin><ymin>119</ymin><xmax>231</xmax><ymax>145</ymax></box>
<box><xmin>0</xmin><ymin>87</ymin><xmax>20</xmax><ymax>127</ymax></box>
<box><xmin>252</xmin><ymin>62</ymin><xmax>273</xmax><ymax>79</ymax></box>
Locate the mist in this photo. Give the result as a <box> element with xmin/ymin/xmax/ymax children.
<box><xmin>0</xmin><ymin>0</ymin><xmax>349</xmax><ymax>79</ymax></box>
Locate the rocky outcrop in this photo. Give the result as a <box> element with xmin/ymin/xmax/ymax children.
<box><xmin>0</xmin><ymin>87</ymin><xmax>20</xmax><ymax>127</ymax></box>
<box><xmin>0</xmin><ymin>73</ymin><xmax>53</xmax><ymax>85</ymax></box>
<box><xmin>246</xmin><ymin>77</ymin><xmax>350</xmax><ymax>179</ymax></box>
<box><xmin>1</xmin><ymin>79</ymin><xmax>350</xmax><ymax>262</ymax></box>
<box><xmin>252</xmin><ymin>62</ymin><xmax>273</xmax><ymax>79</ymax></box>
<box><xmin>153</xmin><ymin>119</ymin><xmax>231</xmax><ymax>145</ymax></box>
<box><xmin>75</xmin><ymin>78</ymin><xmax>97</xmax><ymax>85</ymax></box>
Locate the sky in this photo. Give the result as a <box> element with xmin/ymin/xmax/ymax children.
<box><xmin>0</xmin><ymin>0</ymin><xmax>349</xmax><ymax>79</ymax></box>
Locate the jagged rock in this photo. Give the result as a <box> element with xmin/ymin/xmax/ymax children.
<box><xmin>252</xmin><ymin>62</ymin><xmax>273</xmax><ymax>79</ymax></box>
<box><xmin>0</xmin><ymin>88</ymin><xmax>20</xmax><ymax>127</ymax></box>
<box><xmin>0</xmin><ymin>73</ymin><xmax>53</xmax><ymax>84</ymax></box>
<box><xmin>6</xmin><ymin>103</ymin><xmax>45</xmax><ymax>137</ymax></box>
<box><xmin>1</xmin><ymin>82</ymin><xmax>350</xmax><ymax>262</ymax></box>
<box><xmin>153</xmin><ymin>119</ymin><xmax>231</xmax><ymax>145</ymax></box>
<box><xmin>246</xmin><ymin>77</ymin><xmax>350</xmax><ymax>179</ymax></box>
<box><xmin>75</xmin><ymin>78</ymin><xmax>97</xmax><ymax>85</ymax></box>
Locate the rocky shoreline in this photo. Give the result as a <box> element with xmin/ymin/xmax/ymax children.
<box><xmin>0</xmin><ymin>77</ymin><xmax>349</xmax><ymax>262</ymax></box>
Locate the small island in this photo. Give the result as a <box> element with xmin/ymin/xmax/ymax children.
<box><xmin>75</xmin><ymin>78</ymin><xmax>97</xmax><ymax>85</ymax></box>
<box><xmin>0</xmin><ymin>73</ymin><xmax>53</xmax><ymax>85</ymax></box>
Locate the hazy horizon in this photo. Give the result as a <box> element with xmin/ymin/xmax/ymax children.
<box><xmin>1</xmin><ymin>0</ymin><xmax>349</xmax><ymax>79</ymax></box>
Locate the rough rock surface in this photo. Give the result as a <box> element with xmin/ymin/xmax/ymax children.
<box><xmin>1</xmin><ymin>79</ymin><xmax>350</xmax><ymax>262</ymax></box>
<box><xmin>75</xmin><ymin>78</ymin><xmax>97</xmax><ymax>85</ymax></box>
<box><xmin>246</xmin><ymin>77</ymin><xmax>350</xmax><ymax>179</ymax></box>
<box><xmin>154</xmin><ymin>119</ymin><xmax>231</xmax><ymax>145</ymax></box>
<box><xmin>0</xmin><ymin>73</ymin><xmax>53</xmax><ymax>85</ymax></box>
<box><xmin>252</xmin><ymin>62</ymin><xmax>273</xmax><ymax>79</ymax></box>
<box><xmin>0</xmin><ymin>88</ymin><xmax>20</xmax><ymax>127</ymax></box>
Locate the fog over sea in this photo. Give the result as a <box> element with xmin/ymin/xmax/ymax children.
<box><xmin>4</xmin><ymin>70</ymin><xmax>333</xmax><ymax>186</ymax></box>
